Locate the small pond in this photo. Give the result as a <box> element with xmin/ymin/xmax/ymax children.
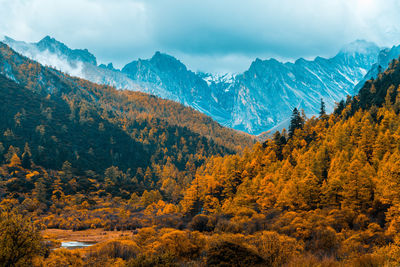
<box><xmin>61</xmin><ymin>241</ymin><xmax>95</xmax><ymax>249</ymax></box>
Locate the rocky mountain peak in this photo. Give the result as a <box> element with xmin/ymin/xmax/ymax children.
<box><xmin>339</xmin><ymin>40</ymin><xmax>380</xmax><ymax>55</ymax></box>
<box><xmin>36</xmin><ymin>35</ymin><xmax>97</xmax><ymax>65</ymax></box>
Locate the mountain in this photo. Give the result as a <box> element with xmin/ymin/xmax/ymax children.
<box><xmin>120</xmin><ymin>41</ymin><xmax>383</xmax><ymax>134</ymax></box>
<box><xmin>2</xmin><ymin>36</ymin><xmax>143</xmax><ymax>91</ymax></box>
<box><xmin>121</xmin><ymin>52</ymin><xmax>230</xmax><ymax>123</ymax></box>
<box><xmin>4</xmin><ymin>36</ymin><xmax>393</xmax><ymax>135</ymax></box>
<box><xmin>0</xmin><ymin>41</ymin><xmax>253</xmax><ymax>195</ymax></box>
<box><xmin>354</xmin><ymin>44</ymin><xmax>400</xmax><ymax>92</ymax></box>
<box><xmin>229</xmin><ymin>40</ymin><xmax>381</xmax><ymax>133</ymax></box>
<box><xmin>4</xmin><ymin>35</ymin><xmax>97</xmax><ymax>65</ymax></box>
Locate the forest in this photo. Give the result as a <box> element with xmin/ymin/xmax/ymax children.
<box><xmin>2</xmin><ymin>41</ymin><xmax>400</xmax><ymax>266</ymax></box>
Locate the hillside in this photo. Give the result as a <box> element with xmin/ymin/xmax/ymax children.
<box><xmin>175</xmin><ymin>56</ymin><xmax>400</xmax><ymax>265</ymax></box>
<box><xmin>0</xmin><ymin>41</ymin><xmax>252</xmax><ymax>149</ymax></box>
<box><xmin>0</xmin><ymin>42</ymin><xmax>253</xmax><ymax>201</ymax></box>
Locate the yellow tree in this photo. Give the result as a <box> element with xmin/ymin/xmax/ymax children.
<box><xmin>376</xmin><ymin>150</ymin><xmax>400</xmax><ymax>205</ymax></box>
<box><xmin>8</xmin><ymin>153</ymin><xmax>21</xmax><ymax>168</ymax></box>
<box><xmin>341</xmin><ymin>150</ymin><xmax>374</xmax><ymax>211</ymax></box>
<box><xmin>0</xmin><ymin>211</ymin><xmax>44</xmax><ymax>266</ymax></box>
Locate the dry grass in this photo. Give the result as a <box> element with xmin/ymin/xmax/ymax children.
<box><xmin>42</xmin><ymin>228</ymin><xmax>134</xmax><ymax>243</ymax></box>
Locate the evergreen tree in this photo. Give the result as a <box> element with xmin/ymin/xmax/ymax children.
<box><xmin>33</xmin><ymin>178</ymin><xmax>48</xmax><ymax>203</ymax></box>
<box><xmin>4</xmin><ymin>145</ymin><xmax>19</xmax><ymax>163</ymax></box>
<box><xmin>21</xmin><ymin>143</ymin><xmax>32</xmax><ymax>169</ymax></box>
<box><xmin>0</xmin><ymin>142</ymin><xmax>4</xmax><ymax>163</ymax></box>
<box><xmin>61</xmin><ymin>161</ymin><xmax>73</xmax><ymax>181</ymax></box>
<box><xmin>319</xmin><ymin>98</ymin><xmax>326</xmax><ymax>117</ymax></box>
<box><xmin>272</xmin><ymin>131</ymin><xmax>287</xmax><ymax>160</ymax></box>
<box><xmin>288</xmin><ymin>108</ymin><xmax>304</xmax><ymax>138</ymax></box>
<box><xmin>334</xmin><ymin>100</ymin><xmax>345</xmax><ymax>116</ymax></box>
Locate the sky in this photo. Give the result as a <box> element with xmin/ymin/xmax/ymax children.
<box><xmin>1</xmin><ymin>0</ymin><xmax>400</xmax><ymax>73</ymax></box>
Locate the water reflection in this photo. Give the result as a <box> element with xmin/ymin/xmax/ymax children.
<box><xmin>61</xmin><ymin>241</ymin><xmax>94</xmax><ymax>249</ymax></box>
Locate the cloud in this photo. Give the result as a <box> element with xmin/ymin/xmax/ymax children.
<box><xmin>148</xmin><ymin>0</ymin><xmax>400</xmax><ymax>57</ymax></box>
<box><xmin>0</xmin><ymin>0</ymin><xmax>149</xmax><ymax>63</ymax></box>
<box><xmin>1</xmin><ymin>0</ymin><xmax>400</xmax><ymax>73</ymax></box>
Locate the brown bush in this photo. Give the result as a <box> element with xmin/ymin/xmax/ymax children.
<box><xmin>87</xmin><ymin>239</ymin><xmax>139</xmax><ymax>261</ymax></box>
<box><xmin>206</xmin><ymin>241</ymin><xmax>266</xmax><ymax>267</ymax></box>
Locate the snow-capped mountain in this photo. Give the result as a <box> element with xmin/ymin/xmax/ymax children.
<box><xmin>2</xmin><ymin>36</ymin><xmax>142</xmax><ymax>91</ymax></box>
<box><xmin>228</xmin><ymin>40</ymin><xmax>381</xmax><ymax>133</ymax></box>
<box><xmin>3</xmin><ymin>36</ymin><xmax>398</xmax><ymax>135</ymax></box>
<box><xmin>121</xmin><ymin>52</ymin><xmax>229</xmax><ymax>122</ymax></box>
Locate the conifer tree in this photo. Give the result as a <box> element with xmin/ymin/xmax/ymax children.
<box><xmin>21</xmin><ymin>143</ymin><xmax>32</xmax><ymax>169</ymax></box>
<box><xmin>61</xmin><ymin>161</ymin><xmax>73</xmax><ymax>180</ymax></box>
<box><xmin>378</xmin><ymin>65</ymin><xmax>383</xmax><ymax>74</ymax></box>
<box><xmin>288</xmin><ymin>108</ymin><xmax>304</xmax><ymax>138</ymax></box>
<box><xmin>334</xmin><ymin>100</ymin><xmax>345</xmax><ymax>116</ymax></box>
<box><xmin>319</xmin><ymin>98</ymin><xmax>326</xmax><ymax>117</ymax></box>
<box><xmin>272</xmin><ymin>131</ymin><xmax>286</xmax><ymax>160</ymax></box>
<box><xmin>4</xmin><ymin>145</ymin><xmax>19</xmax><ymax>163</ymax></box>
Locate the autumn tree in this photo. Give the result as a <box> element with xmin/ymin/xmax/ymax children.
<box><xmin>8</xmin><ymin>153</ymin><xmax>21</xmax><ymax>168</ymax></box>
<box><xmin>0</xmin><ymin>211</ymin><xmax>45</xmax><ymax>266</ymax></box>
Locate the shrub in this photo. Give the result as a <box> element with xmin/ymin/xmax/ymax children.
<box><xmin>206</xmin><ymin>241</ymin><xmax>266</xmax><ymax>267</ymax></box>
<box><xmin>0</xmin><ymin>211</ymin><xmax>45</xmax><ymax>266</ymax></box>
<box><xmin>87</xmin><ymin>239</ymin><xmax>140</xmax><ymax>261</ymax></box>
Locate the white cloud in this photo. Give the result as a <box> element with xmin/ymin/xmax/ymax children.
<box><xmin>27</xmin><ymin>49</ymin><xmax>85</xmax><ymax>78</ymax></box>
<box><xmin>1</xmin><ymin>0</ymin><xmax>400</xmax><ymax>73</ymax></box>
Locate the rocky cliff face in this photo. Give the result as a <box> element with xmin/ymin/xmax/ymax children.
<box><xmin>228</xmin><ymin>40</ymin><xmax>381</xmax><ymax>133</ymax></box>
<box><xmin>354</xmin><ymin>44</ymin><xmax>400</xmax><ymax>93</ymax></box>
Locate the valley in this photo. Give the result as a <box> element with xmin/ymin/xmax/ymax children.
<box><xmin>2</xmin><ymin>1</ymin><xmax>400</xmax><ymax>265</ymax></box>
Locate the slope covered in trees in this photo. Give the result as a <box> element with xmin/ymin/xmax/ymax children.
<box><xmin>175</xmin><ymin>56</ymin><xmax>400</xmax><ymax>265</ymax></box>
<box><xmin>3</xmin><ymin>42</ymin><xmax>252</xmax><ymax>150</ymax></box>
<box><xmin>0</xmin><ymin>42</ymin><xmax>253</xmax><ymax>196</ymax></box>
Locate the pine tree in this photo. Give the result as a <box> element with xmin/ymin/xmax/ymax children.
<box><xmin>319</xmin><ymin>98</ymin><xmax>326</xmax><ymax>117</ymax></box>
<box><xmin>272</xmin><ymin>131</ymin><xmax>286</xmax><ymax>160</ymax></box>
<box><xmin>0</xmin><ymin>142</ymin><xmax>4</xmax><ymax>163</ymax></box>
<box><xmin>61</xmin><ymin>161</ymin><xmax>73</xmax><ymax>180</ymax></box>
<box><xmin>33</xmin><ymin>178</ymin><xmax>47</xmax><ymax>203</ymax></box>
<box><xmin>21</xmin><ymin>143</ymin><xmax>32</xmax><ymax>169</ymax></box>
<box><xmin>334</xmin><ymin>100</ymin><xmax>345</xmax><ymax>116</ymax></box>
<box><xmin>288</xmin><ymin>108</ymin><xmax>304</xmax><ymax>138</ymax></box>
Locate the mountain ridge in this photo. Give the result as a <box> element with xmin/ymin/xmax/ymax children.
<box><xmin>4</xmin><ymin>36</ymin><xmax>399</xmax><ymax>135</ymax></box>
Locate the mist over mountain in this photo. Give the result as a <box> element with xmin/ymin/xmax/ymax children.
<box><xmin>4</xmin><ymin>36</ymin><xmax>399</xmax><ymax>135</ymax></box>
<box><xmin>354</xmin><ymin>44</ymin><xmax>400</xmax><ymax>92</ymax></box>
